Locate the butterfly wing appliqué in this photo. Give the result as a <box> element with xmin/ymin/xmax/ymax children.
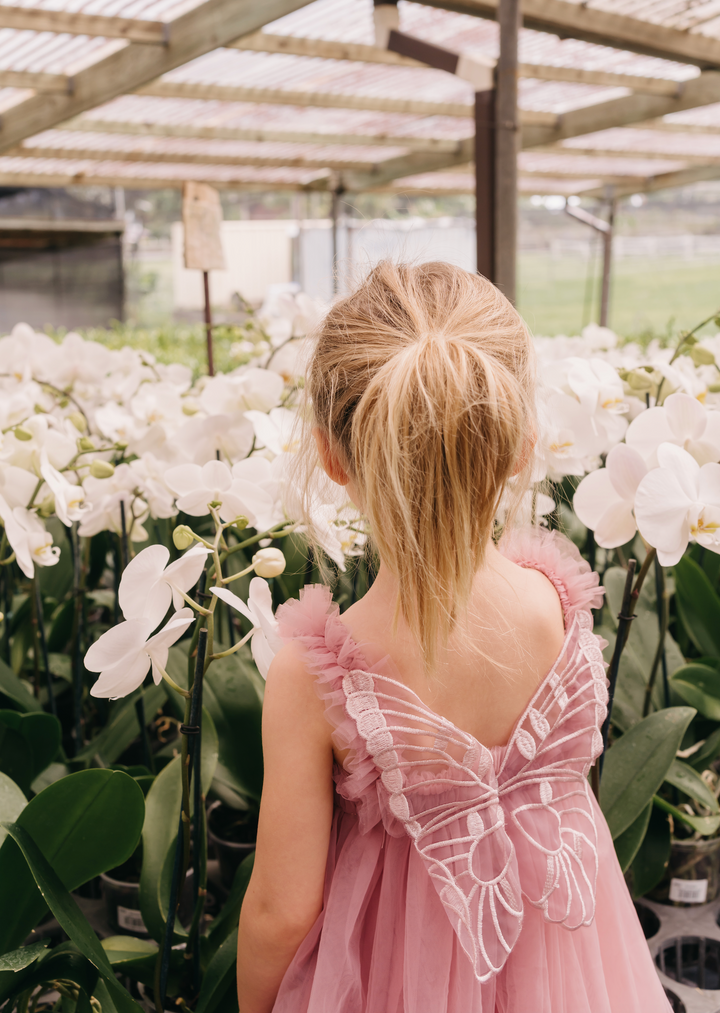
<box><xmin>496</xmin><ymin>610</ymin><xmax>608</xmax><ymax>930</ymax></box>
<box><xmin>343</xmin><ymin>668</ymin><xmax>524</xmax><ymax>982</ymax></box>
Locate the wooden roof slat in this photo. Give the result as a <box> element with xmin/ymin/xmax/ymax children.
<box><xmin>0</xmin><ymin>4</ymin><xmax>167</xmax><ymax>43</ymax></box>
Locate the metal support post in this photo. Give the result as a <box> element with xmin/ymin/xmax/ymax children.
<box><xmin>599</xmin><ymin>197</ymin><xmax>616</xmax><ymax>328</ymax></box>
<box><xmin>475</xmin><ymin>90</ymin><xmax>496</xmax><ymax>281</ymax></box>
<box><xmin>495</xmin><ymin>0</ymin><xmax>520</xmax><ymax>304</ymax></box>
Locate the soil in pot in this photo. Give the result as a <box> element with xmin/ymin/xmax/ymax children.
<box><xmin>648</xmin><ymin>836</ymin><xmax>720</xmax><ymax>906</ymax></box>
<box><xmin>208</xmin><ymin>802</ymin><xmax>257</xmax><ymax>889</ymax></box>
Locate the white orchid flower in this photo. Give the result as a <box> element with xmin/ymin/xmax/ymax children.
<box><xmin>573</xmin><ymin>444</ymin><xmax>647</xmax><ymax>548</ymax></box>
<box><xmin>0</xmin><ymin>464</ymin><xmax>37</xmax><ymax>509</ymax></box>
<box><xmin>626</xmin><ymin>391</ymin><xmax>720</xmax><ymax>467</ymax></box>
<box><xmin>0</xmin><ymin>495</ymin><xmax>59</xmax><ymax>577</ymax></box>
<box><xmin>175</xmin><ymin>413</ymin><xmax>254</xmax><ymax>466</ymax></box>
<box><xmin>566</xmin><ymin>357</ymin><xmax>628</xmax><ymax>416</ymax></box>
<box><xmin>86</xmin><ymin>608</ymin><xmax>195</xmax><ymax>699</ymax></box>
<box><xmin>40</xmin><ymin>448</ymin><xmax>88</xmax><ymax>527</ymax></box>
<box><xmin>211</xmin><ymin>578</ymin><xmax>282</xmax><ymax>679</ymax></box>
<box><xmin>244</xmin><ymin>407</ymin><xmax>299</xmax><ymax>457</ymax></box>
<box><xmin>635</xmin><ymin>442</ymin><xmax>720</xmax><ymax>565</ymax></box>
<box><xmin>231</xmin><ymin>454</ymin><xmax>289</xmax><ymax>532</ymax></box>
<box><xmin>537</xmin><ymin>393</ymin><xmax>602</xmax><ymax>479</ymax></box>
<box><xmin>79</xmin><ymin>463</ymin><xmax>149</xmax><ymax>540</ymax></box>
<box><xmin>118</xmin><ymin>543</ymin><xmax>209</xmax><ymax>631</ymax></box>
<box><xmin>199</xmin><ymin>369</ymin><xmax>284</xmax><ymax>417</ymax></box>
<box><xmin>164</xmin><ymin>459</ymin><xmax>273</xmax><ymax>527</ymax></box>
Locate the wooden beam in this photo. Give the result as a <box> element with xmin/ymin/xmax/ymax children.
<box><xmin>334</xmin><ymin>140</ymin><xmax>474</xmax><ymax>191</ymax></box>
<box><xmin>523</xmin><ymin>71</ymin><xmax>720</xmax><ymax>148</ymax></box>
<box><xmin>57</xmin><ymin>117</ymin><xmax>462</xmax><ymax>152</ymax></box>
<box><xmin>0</xmin><ymin>0</ymin><xmax>316</xmax><ymax>155</ymax></box>
<box><xmin>137</xmin><ymin>79</ymin><xmax>558</xmax><ymax>124</ymax></box>
<box><xmin>632</xmin><ymin>118</ymin><xmax>720</xmax><ymax>136</ymax></box>
<box><xmin>0</xmin><ymin>71</ymin><xmax>71</xmax><ymax>93</ymax></box>
<box><xmin>583</xmin><ymin>162</ymin><xmax>720</xmax><ymax>197</ymax></box>
<box><xmin>13</xmin><ymin>142</ymin><xmax>392</xmax><ymax>171</ymax></box>
<box><xmin>137</xmin><ymin>80</ymin><xmax>476</xmax><ymax>117</ymax></box>
<box><xmin>0</xmin><ymin>5</ymin><xmax>166</xmax><ymax>43</ymax></box>
<box><xmin>0</xmin><ymin>168</ymin><xmax>304</xmax><ymax>191</ymax></box>
<box><xmin>419</xmin><ymin>0</ymin><xmax>720</xmax><ymax>68</ymax></box>
<box><xmin>540</xmin><ymin>143</ymin><xmax>720</xmax><ymax>163</ymax></box>
<box><xmin>232</xmin><ymin>31</ymin><xmax>691</xmax><ymax>97</ymax></box>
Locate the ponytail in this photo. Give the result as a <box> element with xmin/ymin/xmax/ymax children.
<box><xmin>305</xmin><ymin>261</ymin><xmax>536</xmax><ymax>671</ymax></box>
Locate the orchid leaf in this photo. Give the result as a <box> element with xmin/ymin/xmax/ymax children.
<box><xmin>0</xmin><ymin>769</ymin><xmax>145</xmax><ymax>952</ymax></box>
<box><xmin>0</xmin><ymin>942</ymin><xmax>47</xmax><ymax>1003</ymax></box>
<box><xmin>75</xmin><ymin>682</ymin><xmax>166</xmax><ymax>767</ymax></box>
<box><xmin>0</xmin><ymin>656</ymin><xmax>40</xmax><ymax>712</ymax></box>
<box><xmin>600</xmin><ymin>707</ymin><xmax>695</xmax><ymax>839</ymax></box>
<box><xmin>613</xmin><ymin>801</ymin><xmax>652</xmax><ymax>873</ymax></box>
<box><xmin>675</xmin><ymin>556</ymin><xmax>720</xmax><ymax>657</ymax></box>
<box><xmin>0</xmin><ymin>770</ymin><xmax>27</xmax><ymax>849</ymax></box>
<box><xmin>0</xmin><ymin>822</ymin><xmax>141</xmax><ymax>1013</ymax></box>
<box><xmin>195</xmin><ymin>928</ymin><xmax>238</xmax><ymax>1013</ymax></box>
<box><xmin>671</xmin><ymin>664</ymin><xmax>720</xmax><ymax>721</ymax></box>
<box><xmin>0</xmin><ymin>710</ymin><xmax>61</xmax><ymax>787</ymax></box>
<box><xmin>630</xmin><ymin>805</ymin><xmax>671</xmax><ymax>898</ymax></box>
<box><xmin>664</xmin><ymin>758</ymin><xmax>719</xmax><ymax>812</ymax></box>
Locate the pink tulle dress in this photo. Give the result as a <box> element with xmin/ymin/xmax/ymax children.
<box><xmin>273</xmin><ymin>528</ymin><xmax>671</xmax><ymax>1013</ymax></box>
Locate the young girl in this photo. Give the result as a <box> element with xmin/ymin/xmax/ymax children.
<box><xmin>236</xmin><ymin>262</ymin><xmax>670</xmax><ymax>1012</ymax></box>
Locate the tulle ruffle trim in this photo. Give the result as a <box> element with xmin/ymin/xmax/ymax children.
<box><xmin>276</xmin><ymin>585</ymin><xmax>384</xmax><ymax>832</ymax></box>
<box><xmin>499</xmin><ymin>526</ymin><xmax>604</xmax><ymax>619</ymax></box>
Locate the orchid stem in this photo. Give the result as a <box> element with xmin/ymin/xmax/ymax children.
<box><xmin>173</xmin><ymin>586</ymin><xmax>211</xmax><ymax>615</ymax></box>
<box><xmin>210</xmin><ymin>627</ymin><xmax>255</xmax><ymax>660</ymax></box>
<box><xmin>157</xmin><ymin>667</ymin><xmax>191</xmax><ymax>699</ymax></box>
<box><xmin>220</xmin><ymin>563</ymin><xmax>256</xmax><ymax>585</ymax></box>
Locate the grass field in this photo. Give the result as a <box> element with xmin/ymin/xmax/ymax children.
<box><xmin>518</xmin><ymin>253</ymin><xmax>720</xmax><ymax>340</ymax></box>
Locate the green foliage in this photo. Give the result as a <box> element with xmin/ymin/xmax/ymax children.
<box><xmin>600</xmin><ymin>707</ymin><xmax>695</xmax><ymax>839</ymax></box>
<box><xmin>664</xmin><ymin>758</ymin><xmax>720</xmax><ymax>812</ymax></box>
<box><xmin>0</xmin><ymin>710</ymin><xmax>61</xmax><ymax>793</ymax></box>
<box><xmin>630</xmin><ymin>805</ymin><xmax>671</xmax><ymax>898</ymax></box>
<box><xmin>0</xmin><ymin>770</ymin><xmax>145</xmax><ymax>951</ymax></box>
<box><xmin>0</xmin><ymin>656</ymin><xmax>41</xmax><ymax>712</ymax></box>
<box><xmin>613</xmin><ymin>802</ymin><xmax>652</xmax><ymax>873</ymax></box>
<box><xmin>674</xmin><ymin>556</ymin><xmax>720</xmax><ymax>656</ymax></box>
<box><xmin>671</xmin><ymin>664</ymin><xmax>720</xmax><ymax>721</ymax></box>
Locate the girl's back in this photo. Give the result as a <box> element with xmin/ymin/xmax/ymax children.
<box><xmin>236</xmin><ymin>262</ymin><xmax>671</xmax><ymax>1013</ymax></box>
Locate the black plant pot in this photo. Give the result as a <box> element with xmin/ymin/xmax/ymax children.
<box><xmin>207</xmin><ymin>801</ymin><xmax>257</xmax><ymax>889</ymax></box>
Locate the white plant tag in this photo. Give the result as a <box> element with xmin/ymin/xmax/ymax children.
<box><xmin>669</xmin><ymin>878</ymin><xmax>708</xmax><ymax>904</ymax></box>
<box><xmin>117</xmin><ymin>905</ymin><xmax>147</xmax><ymax>932</ymax></box>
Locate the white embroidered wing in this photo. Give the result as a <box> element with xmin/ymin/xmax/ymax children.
<box><xmin>496</xmin><ymin>609</ymin><xmax>608</xmax><ymax>930</ymax></box>
<box><xmin>342</xmin><ymin>668</ymin><xmax>523</xmax><ymax>983</ymax></box>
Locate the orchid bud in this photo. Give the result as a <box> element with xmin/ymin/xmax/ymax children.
<box><xmin>173</xmin><ymin>525</ymin><xmax>195</xmax><ymax>550</ymax></box>
<box><xmin>77</xmin><ymin>437</ymin><xmax>95</xmax><ymax>453</ymax></box>
<box><xmin>115</xmin><ymin>441</ymin><xmax>128</xmax><ymax>451</ymax></box>
<box><xmin>208</xmin><ymin>500</ymin><xmax>222</xmax><ymax>510</ymax></box>
<box><xmin>90</xmin><ymin>460</ymin><xmax>115</xmax><ymax>479</ymax></box>
<box><xmin>14</xmin><ymin>427</ymin><xmax>32</xmax><ymax>442</ymax></box>
<box><xmin>0</xmin><ymin>612</ymin><xmax>4</xmax><ymax>623</ymax></box>
<box><xmin>182</xmin><ymin>400</ymin><xmax>199</xmax><ymax>416</ymax></box>
<box><xmin>68</xmin><ymin>412</ymin><xmax>87</xmax><ymax>432</ymax></box>
<box><xmin>252</xmin><ymin>547</ymin><xmax>286</xmax><ymax>578</ymax></box>
<box><xmin>58</xmin><ymin>397</ymin><xmax>69</xmax><ymax>409</ymax></box>
<box><xmin>691</xmin><ymin>346</ymin><xmax>716</xmax><ymax>367</ymax></box>
<box><xmin>233</xmin><ymin>516</ymin><xmax>249</xmax><ymax>531</ymax></box>
<box><xmin>38</xmin><ymin>494</ymin><xmax>56</xmax><ymax>518</ymax></box>
<box><xmin>625</xmin><ymin>371</ymin><xmax>653</xmax><ymax>392</ymax></box>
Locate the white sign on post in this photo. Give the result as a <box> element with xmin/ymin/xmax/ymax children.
<box><xmin>182</xmin><ymin>182</ymin><xmax>226</xmax><ymax>271</ymax></box>
<box><xmin>182</xmin><ymin>182</ymin><xmax>225</xmax><ymax>376</ymax></box>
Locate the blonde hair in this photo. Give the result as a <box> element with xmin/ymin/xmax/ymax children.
<box><xmin>305</xmin><ymin>261</ymin><xmax>537</xmax><ymax>671</ymax></box>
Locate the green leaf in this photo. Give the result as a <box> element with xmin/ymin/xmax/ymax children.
<box><xmin>8</xmin><ymin>945</ymin><xmax>100</xmax><ymax>1006</ymax></box>
<box><xmin>168</xmin><ymin>643</ymin><xmax>264</xmax><ymax>803</ymax></box>
<box><xmin>0</xmin><ymin>710</ymin><xmax>61</xmax><ymax>785</ymax></box>
<box><xmin>675</xmin><ymin>555</ymin><xmax>720</xmax><ymax>656</ymax></box>
<box><xmin>613</xmin><ymin>802</ymin><xmax>652</xmax><ymax>873</ymax></box>
<box><xmin>102</xmin><ymin>936</ymin><xmax>157</xmax><ymax>967</ymax></box>
<box><xmin>0</xmin><ymin>821</ymin><xmax>141</xmax><ymax>1013</ymax></box>
<box><xmin>0</xmin><ymin>943</ymin><xmax>47</xmax><ymax>1003</ymax></box>
<box><xmin>139</xmin><ymin>709</ymin><xmax>218</xmax><ymax>944</ymax></box>
<box><xmin>101</xmin><ymin>936</ymin><xmax>182</xmax><ymax>992</ymax></box>
<box><xmin>0</xmin><ymin>656</ymin><xmax>40</xmax><ymax>712</ymax></box>
<box><xmin>600</xmin><ymin>707</ymin><xmax>696</xmax><ymax>839</ymax></box>
<box><xmin>596</xmin><ymin>615</ymin><xmax>683</xmax><ymax>732</ymax></box>
<box><xmin>75</xmin><ymin>683</ymin><xmax>166</xmax><ymax>767</ymax></box>
<box><xmin>631</xmin><ymin>804</ymin><xmax>671</xmax><ymax>898</ymax></box>
<box><xmin>0</xmin><ymin>721</ymin><xmax>32</xmax><ymax>794</ymax></box>
<box><xmin>687</xmin><ymin>726</ymin><xmax>720</xmax><ymax>772</ymax></box>
<box><xmin>0</xmin><ymin>769</ymin><xmax>145</xmax><ymax>952</ymax></box>
<box><xmin>671</xmin><ymin>664</ymin><xmax>720</xmax><ymax>720</ymax></box>
<box><xmin>664</xmin><ymin>758</ymin><xmax>720</xmax><ymax>812</ymax></box>
<box><xmin>0</xmin><ymin>771</ymin><xmax>27</xmax><ymax>849</ymax></box>
<box><xmin>39</xmin><ymin>521</ymin><xmax>73</xmax><ymax>600</ymax></box>
<box><xmin>195</xmin><ymin>928</ymin><xmax>238</xmax><ymax>1013</ymax></box>
<box><xmin>653</xmin><ymin>794</ymin><xmax>720</xmax><ymax>835</ymax></box>
<box><xmin>207</xmin><ymin>852</ymin><xmax>254</xmax><ymax>952</ymax></box>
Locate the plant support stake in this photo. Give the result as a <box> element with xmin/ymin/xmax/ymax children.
<box><xmin>597</xmin><ymin>559</ymin><xmax>637</xmax><ymax>783</ymax></box>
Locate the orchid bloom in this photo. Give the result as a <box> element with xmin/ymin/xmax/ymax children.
<box><xmin>0</xmin><ymin>495</ymin><xmax>59</xmax><ymax>577</ymax></box>
<box><xmin>244</xmin><ymin>407</ymin><xmax>300</xmax><ymax>457</ymax></box>
<box><xmin>119</xmin><ymin>543</ymin><xmax>209</xmax><ymax>631</ymax></box>
<box><xmin>86</xmin><ymin>608</ymin><xmax>195</xmax><ymax>699</ymax></box>
<box><xmin>40</xmin><ymin>448</ymin><xmax>88</xmax><ymax>527</ymax></box>
<box><xmin>211</xmin><ymin>578</ymin><xmax>281</xmax><ymax>679</ymax></box>
<box><xmin>573</xmin><ymin>444</ymin><xmax>647</xmax><ymax>548</ymax></box>
<box><xmin>626</xmin><ymin>392</ymin><xmax>720</xmax><ymax>467</ymax></box>
<box><xmin>634</xmin><ymin>442</ymin><xmax>720</xmax><ymax>565</ymax></box>
<box><xmin>164</xmin><ymin>459</ymin><xmax>273</xmax><ymax>527</ymax></box>
<box><xmin>536</xmin><ymin>393</ymin><xmax>602</xmax><ymax>480</ymax></box>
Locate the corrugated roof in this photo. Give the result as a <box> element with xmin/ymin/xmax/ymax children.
<box><xmin>0</xmin><ymin>0</ymin><xmax>719</xmax><ymax>196</ymax></box>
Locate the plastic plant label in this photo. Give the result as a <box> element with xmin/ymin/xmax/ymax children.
<box><xmin>669</xmin><ymin>878</ymin><xmax>708</xmax><ymax>904</ymax></box>
<box><xmin>117</xmin><ymin>905</ymin><xmax>148</xmax><ymax>932</ymax></box>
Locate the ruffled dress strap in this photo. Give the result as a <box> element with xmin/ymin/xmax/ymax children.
<box><xmin>498</xmin><ymin>526</ymin><xmax>604</xmax><ymax>621</ymax></box>
<box><xmin>275</xmin><ymin>585</ymin><xmax>384</xmax><ymax>830</ymax></box>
